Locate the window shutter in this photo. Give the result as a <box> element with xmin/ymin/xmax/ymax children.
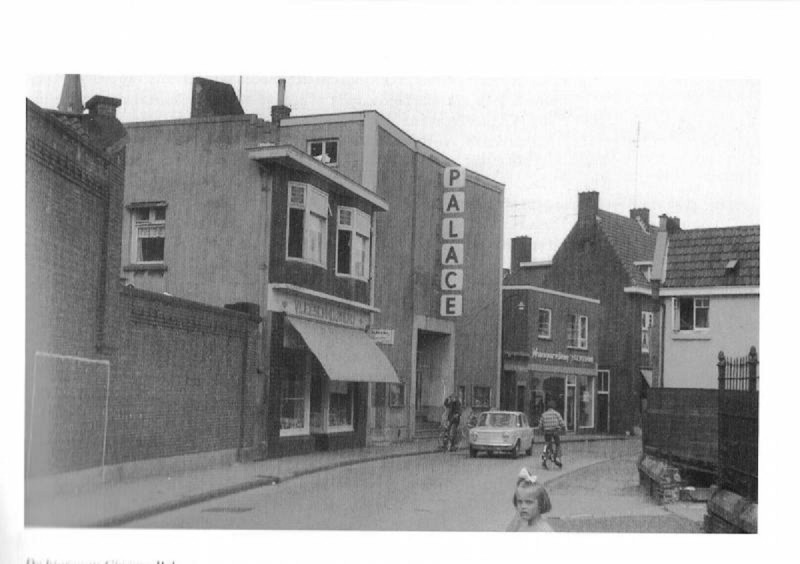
<box><xmin>354</xmin><ymin>210</ymin><xmax>371</xmax><ymax>236</ymax></box>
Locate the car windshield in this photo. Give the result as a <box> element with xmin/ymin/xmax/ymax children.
<box><xmin>478</xmin><ymin>413</ymin><xmax>514</xmax><ymax>428</ymax></box>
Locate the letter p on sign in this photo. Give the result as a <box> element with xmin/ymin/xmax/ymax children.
<box><xmin>443</xmin><ymin>167</ymin><xmax>466</xmax><ymax>189</ymax></box>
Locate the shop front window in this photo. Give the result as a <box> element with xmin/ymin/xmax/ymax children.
<box><xmin>280</xmin><ymin>352</ymin><xmax>308</xmax><ymax>436</ymax></box>
<box><xmin>328</xmin><ymin>380</ymin><xmax>354</xmax><ymax>431</ymax></box>
<box><xmin>473</xmin><ymin>386</ymin><xmax>491</xmax><ymax>411</ymax></box>
<box><xmin>578</xmin><ymin>375</ymin><xmax>595</xmax><ymax>429</ymax></box>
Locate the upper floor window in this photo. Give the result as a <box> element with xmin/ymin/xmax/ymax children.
<box><xmin>130</xmin><ymin>204</ymin><xmax>166</xmax><ymax>263</ymax></box>
<box><xmin>537</xmin><ymin>308</ymin><xmax>552</xmax><ymax>339</ymax></box>
<box><xmin>287</xmin><ymin>182</ymin><xmax>328</xmax><ymax>267</ymax></box>
<box><xmin>336</xmin><ymin>207</ymin><xmax>371</xmax><ymax>279</ymax></box>
<box><xmin>635</xmin><ymin>261</ymin><xmax>653</xmax><ymax>282</ymax></box>
<box><xmin>641</xmin><ymin>311</ymin><xmax>654</xmax><ymax>352</ymax></box>
<box><xmin>308</xmin><ymin>139</ymin><xmax>338</xmax><ymax>166</ymax></box>
<box><xmin>567</xmin><ymin>314</ymin><xmax>589</xmax><ymax>349</ymax></box>
<box><xmin>674</xmin><ymin>297</ymin><xmax>709</xmax><ymax>331</ymax></box>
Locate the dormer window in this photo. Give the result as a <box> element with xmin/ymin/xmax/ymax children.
<box><xmin>308</xmin><ymin>139</ymin><xmax>338</xmax><ymax>166</ymax></box>
<box><xmin>635</xmin><ymin>261</ymin><xmax>653</xmax><ymax>282</ymax></box>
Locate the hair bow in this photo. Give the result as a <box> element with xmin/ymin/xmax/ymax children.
<box><xmin>517</xmin><ymin>467</ymin><xmax>538</xmax><ymax>485</ymax></box>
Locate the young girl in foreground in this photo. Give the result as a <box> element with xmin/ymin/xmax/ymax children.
<box><xmin>506</xmin><ymin>468</ymin><xmax>553</xmax><ymax>532</ymax></box>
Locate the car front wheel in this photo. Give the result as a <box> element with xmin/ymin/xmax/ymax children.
<box><xmin>510</xmin><ymin>440</ymin><xmax>519</xmax><ymax>459</ymax></box>
<box><xmin>525</xmin><ymin>440</ymin><xmax>533</xmax><ymax>456</ymax></box>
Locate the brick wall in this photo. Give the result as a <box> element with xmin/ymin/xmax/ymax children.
<box><xmin>26</xmin><ymin>287</ymin><xmax>260</xmax><ymax>477</ymax></box>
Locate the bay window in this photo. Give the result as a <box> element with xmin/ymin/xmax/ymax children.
<box><xmin>287</xmin><ymin>182</ymin><xmax>328</xmax><ymax>267</ymax></box>
<box><xmin>336</xmin><ymin>207</ymin><xmax>371</xmax><ymax>279</ymax></box>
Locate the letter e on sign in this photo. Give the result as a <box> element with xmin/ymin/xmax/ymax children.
<box><xmin>441</xmin><ymin>269</ymin><xmax>463</xmax><ymax>290</ymax></box>
<box><xmin>440</xmin><ymin>294</ymin><xmax>463</xmax><ymax>317</ymax></box>
<box><xmin>443</xmin><ymin>192</ymin><xmax>465</xmax><ymax>214</ymax></box>
<box><xmin>443</xmin><ymin>167</ymin><xmax>466</xmax><ymax>189</ymax></box>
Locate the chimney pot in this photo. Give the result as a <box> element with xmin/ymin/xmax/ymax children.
<box><xmin>277</xmin><ymin>78</ymin><xmax>286</xmax><ymax>106</ymax></box>
<box><xmin>85</xmin><ymin>95</ymin><xmax>121</xmax><ymax>118</ymax></box>
<box><xmin>271</xmin><ymin>78</ymin><xmax>291</xmax><ymax>125</ymax></box>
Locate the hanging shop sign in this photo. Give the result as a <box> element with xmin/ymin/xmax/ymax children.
<box><xmin>440</xmin><ymin>166</ymin><xmax>466</xmax><ymax>317</ymax></box>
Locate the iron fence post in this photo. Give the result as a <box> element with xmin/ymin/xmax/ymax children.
<box><xmin>748</xmin><ymin>346</ymin><xmax>758</xmax><ymax>393</ymax></box>
<box><xmin>717</xmin><ymin>350</ymin><xmax>726</xmax><ymax>391</ymax></box>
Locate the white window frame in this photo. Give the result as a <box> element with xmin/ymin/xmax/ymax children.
<box><xmin>597</xmin><ymin>370</ymin><xmax>610</xmax><ymax>431</ymax></box>
<box><xmin>567</xmin><ymin>314</ymin><xmax>589</xmax><ymax>350</ymax></box>
<box><xmin>578</xmin><ymin>375</ymin><xmax>596</xmax><ymax>430</ymax></box>
<box><xmin>672</xmin><ymin>297</ymin><xmax>710</xmax><ymax>332</ymax></box>
<box><xmin>336</xmin><ymin>206</ymin><xmax>372</xmax><ymax>280</ymax></box>
<box><xmin>537</xmin><ymin>308</ymin><xmax>552</xmax><ymax>339</ymax></box>
<box><xmin>641</xmin><ymin>311</ymin><xmax>654</xmax><ymax>353</ymax></box>
<box><xmin>286</xmin><ymin>182</ymin><xmax>328</xmax><ymax>268</ymax></box>
<box><xmin>129</xmin><ymin>204</ymin><xmax>166</xmax><ymax>264</ymax></box>
<box><xmin>307</xmin><ymin>139</ymin><xmax>339</xmax><ymax>166</ymax></box>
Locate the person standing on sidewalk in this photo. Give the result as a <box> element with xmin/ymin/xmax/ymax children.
<box><xmin>538</xmin><ymin>400</ymin><xmax>566</xmax><ymax>468</ymax></box>
<box><xmin>443</xmin><ymin>393</ymin><xmax>462</xmax><ymax>451</ymax></box>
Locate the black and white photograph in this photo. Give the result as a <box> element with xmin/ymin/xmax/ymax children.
<box><xmin>5</xmin><ymin>1</ymin><xmax>800</xmax><ymax>563</ymax></box>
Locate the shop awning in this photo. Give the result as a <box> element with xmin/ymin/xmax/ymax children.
<box><xmin>640</xmin><ymin>369</ymin><xmax>653</xmax><ymax>387</ymax></box>
<box><xmin>286</xmin><ymin>316</ymin><xmax>399</xmax><ymax>384</ymax></box>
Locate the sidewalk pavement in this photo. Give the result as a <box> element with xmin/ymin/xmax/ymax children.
<box><xmin>26</xmin><ymin>434</ymin><xmax>630</xmax><ymax>528</ymax></box>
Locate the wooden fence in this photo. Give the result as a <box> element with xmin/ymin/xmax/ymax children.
<box><xmin>717</xmin><ymin>347</ymin><xmax>759</xmax><ymax>502</ymax></box>
<box><xmin>642</xmin><ymin>388</ymin><xmax>718</xmax><ymax>473</ymax></box>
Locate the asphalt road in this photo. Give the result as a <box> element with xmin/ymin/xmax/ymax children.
<box><xmin>125</xmin><ymin>439</ymin><xmax>702</xmax><ymax>532</ymax></box>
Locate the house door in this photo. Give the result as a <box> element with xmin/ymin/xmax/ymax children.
<box><xmin>516</xmin><ymin>385</ymin><xmax>526</xmax><ymax>413</ymax></box>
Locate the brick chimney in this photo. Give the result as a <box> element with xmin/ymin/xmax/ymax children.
<box><xmin>271</xmin><ymin>78</ymin><xmax>291</xmax><ymax>124</ymax></box>
<box><xmin>57</xmin><ymin>74</ymin><xmax>83</xmax><ymax>114</ymax></box>
<box><xmin>658</xmin><ymin>214</ymin><xmax>682</xmax><ymax>234</ymax></box>
<box><xmin>85</xmin><ymin>95</ymin><xmax>121</xmax><ymax>118</ymax></box>
<box><xmin>578</xmin><ymin>191</ymin><xmax>599</xmax><ymax>225</ymax></box>
<box><xmin>510</xmin><ymin>236</ymin><xmax>532</xmax><ymax>273</ymax></box>
<box><xmin>630</xmin><ymin>207</ymin><xmax>650</xmax><ymax>227</ymax></box>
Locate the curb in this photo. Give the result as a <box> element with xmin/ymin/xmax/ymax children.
<box><xmin>91</xmin><ymin>435</ymin><xmax>632</xmax><ymax>528</ymax></box>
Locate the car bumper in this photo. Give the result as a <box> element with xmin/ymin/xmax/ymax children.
<box><xmin>469</xmin><ymin>441</ymin><xmax>516</xmax><ymax>452</ymax></box>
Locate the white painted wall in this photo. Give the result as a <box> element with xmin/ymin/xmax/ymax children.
<box><xmin>662</xmin><ymin>294</ymin><xmax>759</xmax><ymax>388</ymax></box>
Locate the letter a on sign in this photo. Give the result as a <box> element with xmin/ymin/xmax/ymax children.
<box><xmin>443</xmin><ymin>192</ymin><xmax>465</xmax><ymax>214</ymax></box>
<box><xmin>443</xmin><ymin>167</ymin><xmax>466</xmax><ymax>189</ymax></box>
<box><xmin>442</xmin><ymin>244</ymin><xmax>464</xmax><ymax>266</ymax></box>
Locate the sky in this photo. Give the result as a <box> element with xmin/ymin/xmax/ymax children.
<box><xmin>9</xmin><ymin>2</ymin><xmax>800</xmax><ymax>564</ymax></box>
<box><xmin>26</xmin><ymin>75</ymin><xmax>760</xmax><ymax>265</ymax></box>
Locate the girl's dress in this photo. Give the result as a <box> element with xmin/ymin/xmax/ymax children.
<box><xmin>506</xmin><ymin>515</ymin><xmax>554</xmax><ymax>532</ymax></box>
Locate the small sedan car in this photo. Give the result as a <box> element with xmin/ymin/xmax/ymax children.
<box><xmin>468</xmin><ymin>410</ymin><xmax>535</xmax><ymax>459</ymax></box>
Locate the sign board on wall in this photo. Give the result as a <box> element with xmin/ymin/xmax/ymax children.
<box><xmin>368</xmin><ymin>329</ymin><xmax>395</xmax><ymax>345</ymax></box>
<box><xmin>440</xmin><ymin>166</ymin><xmax>466</xmax><ymax>317</ymax></box>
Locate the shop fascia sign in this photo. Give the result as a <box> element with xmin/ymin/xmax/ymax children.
<box><xmin>531</xmin><ymin>348</ymin><xmax>595</xmax><ymax>364</ymax></box>
<box><xmin>368</xmin><ymin>328</ymin><xmax>395</xmax><ymax>345</ymax></box>
<box><xmin>441</xmin><ymin>166</ymin><xmax>465</xmax><ymax>317</ymax></box>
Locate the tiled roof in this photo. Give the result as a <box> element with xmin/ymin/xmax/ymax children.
<box><xmin>504</xmin><ymin>264</ymin><xmax>551</xmax><ymax>287</ymax></box>
<box><xmin>596</xmin><ymin>210</ymin><xmax>658</xmax><ymax>287</ymax></box>
<box><xmin>663</xmin><ymin>225</ymin><xmax>760</xmax><ymax>288</ymax></box>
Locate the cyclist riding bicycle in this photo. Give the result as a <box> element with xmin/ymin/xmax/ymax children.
<box><xmin>538</xmin><ymin>400</ymin><xmax>566</xmax><ymax>468</ymax></box>
<box><xmin>443</xmin><ymin>393</ymin><xmax>462</xmax><ymax>451</ymax></box>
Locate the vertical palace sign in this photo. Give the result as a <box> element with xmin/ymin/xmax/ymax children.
<box><xmin>441</xmin><ymin>166</ymin><xmax>465</xmax><ymax>316</ymax></box>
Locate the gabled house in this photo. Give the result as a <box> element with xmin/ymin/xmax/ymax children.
<box><xmin>651</xmin><ymin>221</ymin><xmax>760</xmax><ymax>388</ymax></box>
<box><xmin>536</xmin><ymin>191</ymin><xmax>661</xmax><ymax>434</ymax></box>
